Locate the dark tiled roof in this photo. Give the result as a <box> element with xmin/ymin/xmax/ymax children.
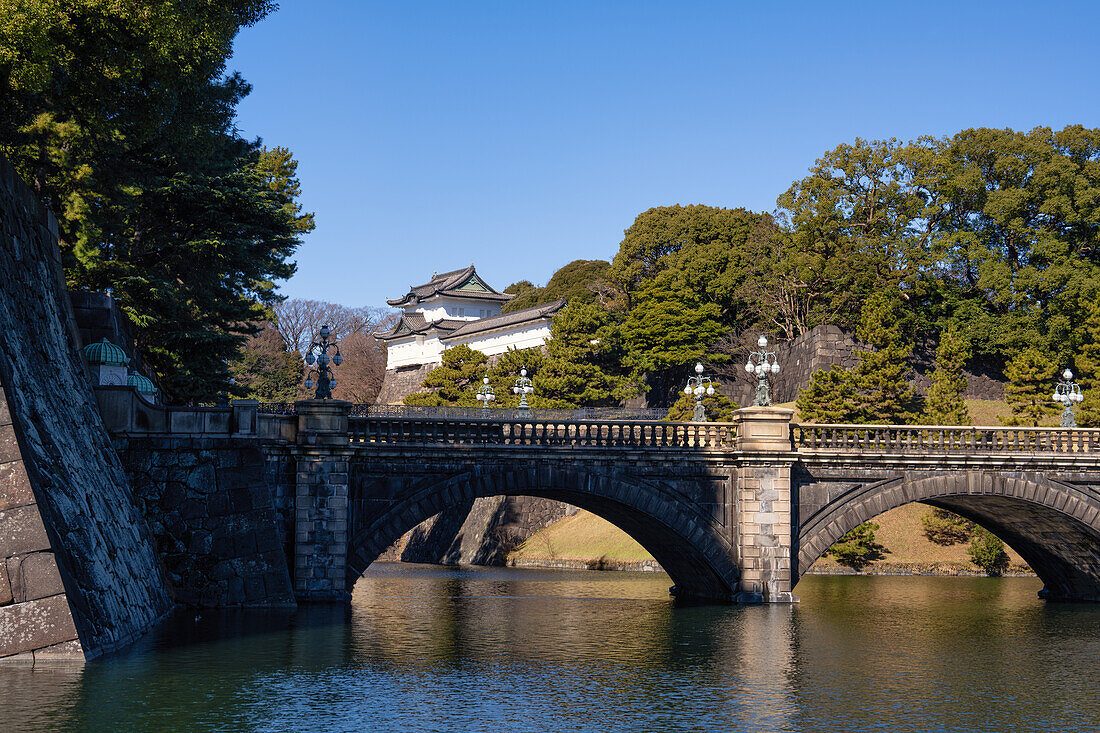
<box><xmin>442</xmin><ymin>299</ymin><xmax>566</xmax><ymax>340</ymax></box>
<box><xmin>387</xmin><ymin>265</ymin><xmax>512</xmax><ymax>306</ymax></box>
<box><xmin>375</xmin><ymin>313</ymin><xmax>468</xmax><ymax>341</ymax></box>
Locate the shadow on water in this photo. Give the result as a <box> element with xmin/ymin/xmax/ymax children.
<box><xmin>1</xmin><ymin>566</ymin><xmax>1097</xmax><ymax>732</ymax></box>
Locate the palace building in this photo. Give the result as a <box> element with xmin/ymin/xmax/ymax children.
<box><xmin>374</xmin><ymin>265</ymin><xmax>565</xmax><ymax>403</ymax></box>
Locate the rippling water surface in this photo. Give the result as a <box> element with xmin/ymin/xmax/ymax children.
<box><xmin>2</xmin><ymin>565</ymin><xmax>1098</xmax><ymax>732</ymax></box>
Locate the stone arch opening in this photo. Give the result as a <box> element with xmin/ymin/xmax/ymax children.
<box><xmin>346</xmin><ymin>466</ymin><xmax>739</xmax><ymax>602</ymax></box>
<box><xmin>796</xmin><ymin>472</ymin><xmax>1100</xmax><ymax>601</ymax></box>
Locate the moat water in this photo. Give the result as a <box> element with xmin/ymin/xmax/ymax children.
<box><xmin>2</xmin><ymin>565</ymin><xmax>1098</xmax><ymax>732</ymax></box>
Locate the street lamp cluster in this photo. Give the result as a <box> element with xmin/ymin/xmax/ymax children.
<box><xmin>684</xmin><ymin>362</ymin><xmax>715</xmax><ymax>422</ymax></box>
<box><xmin>1055</xmin><ymin>368</ymin><xmax>1084</xmax><ymax>428</ymax></box>
<box><xmin>513</xmin><ymin>367</ymin><xmax>535</xmax><ymax>418</ymax></box>
<box><xmin>476</xmin><ymin>376</ymin><xmax>495</xmax><ymax>415</ymax></box>
<box><xmin>303</xmin><ymin>324</ymin><xmax>343</xmax><ymax>399</ymax></box>
<box><xmin>745</xmin><ymin>335</ymin><xmax>780</xmax><ymax>407</ymax></box>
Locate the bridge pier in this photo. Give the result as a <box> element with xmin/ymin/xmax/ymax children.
<box><xmin>734</xmin><ymin>407</ymin><xmax>797</xmax><ymax>603</ymax></box>
<box><xmin>292</xmin><ymin>400</ymin><xmax>354</xmax><ymax>602</ymax></box>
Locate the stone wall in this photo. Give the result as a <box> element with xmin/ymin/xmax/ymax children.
<box><xmin>69</xmin><ymin>291</ymin><xmax>157</xmax><ymax>384</ymax></box>
<box><xmin>114</xmin><ymin>435</ymin><xmax>295</xmax><ymax>607</ymax></box>
<box><xmin>0</xmin><ymin>154</ymin><xmax>171</xmax><ymax>663</ymax></box>
<box><xmin>375</xmin><ymin>364</ymin><xmax>434</xmax><ymax>405</ymax></box>
<box><xmin>400</xmin><ymin>496</ymin><xmax>578</xmax><ymax>565</ymax></box>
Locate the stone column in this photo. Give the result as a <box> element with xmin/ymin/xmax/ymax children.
<box><xmin>292</xmin><ymin>400</ymin><xmax>353</xmax><ymax>602</ymax></box>
<box><xmin>734</xmin><ymin>406</ymin><xmax>797</xmax><ymax>603</ymax></box>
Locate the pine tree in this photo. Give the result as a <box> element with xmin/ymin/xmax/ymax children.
<box><xmin>404</xmin><ymin>345</ymin><xmax>488</xmax><ymax>406</ymax></box>
<box><xmin>537</xmin><ymin>301</ymin><xmax>636</xmax><ymax>407</ymax></box>
<box><xmin>852</xmin><ymin>290</ymin><xmax>915</xmax><ymax>424</ymax></box>
<box><xmin>925</xmin><ymin>329</ymin><xmax>971</xmax><ymax>425</ymax></box>
<box><xmin>1003</xmin><ymin>347</ymin><xmax>1056</xmax><ymax>426</ymax></box>
<box><xmin>621</xmin><ymin>270</ymin><xmax>726</xmax><ymax>405</ymax></box>
<box><xmin>1074</xmin><ymin>300</ymin><xmax>1100</xmax><ymax>427</ymax></box>
<box><xmin>795</xmin><ymin>291</ymin><xmax>915</xmax><ymax>424</ymax></box>
<box><xmin>796</xmin><ymin>366</ymin><xmax>860</xmax><ymax>423</ymax></box>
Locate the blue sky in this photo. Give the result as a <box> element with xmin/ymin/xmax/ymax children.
<box><xmin>229</xmin><ymin>1</ymin><xmax>1100</xmax><ymax>308</ymax></box>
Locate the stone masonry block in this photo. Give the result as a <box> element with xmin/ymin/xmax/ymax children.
<box><xmin>0</xmin><ymin>505</ymin><xmax>51</xmax><ymax>558</ymax></box>
<box><xmin>0</xmin><ymin>461</ymin><xmax>34</xmax><ymax>512</ymax></box>
<box><xmin>0</xmin><ymin>594</ymin><xmax>78</xmax><ymax>658</ymax></box>
<box><xmin>7</xmin><ymin>552</ymin><xmax>65</xmax><ymax>602</ymax></box>
<box><xmin>0</xmin><ymin>562</ymin><xmax>10</xmax><ymax>605</ymax></box>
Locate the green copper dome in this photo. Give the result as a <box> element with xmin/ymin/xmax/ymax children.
<box><xmin>83</xmin><ymin>338</ymin><xmax>129</xmax><ymax>367</ymax></box>
<box><xmin>126</xmin><ymin>373</ymin><xmax>157</xmax><ymax>395</ymax></box>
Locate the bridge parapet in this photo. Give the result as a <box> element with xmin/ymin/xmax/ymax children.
<box><xmin>793</xmin><ymin>423</ymin><xmax>1100</xmax><ymax>456</ymax></box>
<box><xmin>349</xmin><ymin>417</ymin><xmax>739</xmax><ymax>450</ymax></box>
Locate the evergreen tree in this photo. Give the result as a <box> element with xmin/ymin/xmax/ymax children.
<box><xmin>852</xmin><ymin>290</ymin><xmax>915</xmax><ymax>424</ymax></box>
<box><xmin>968</xmin><ymin>526</ymin><xmax>1010</xmax><ymax>575</ymax></box>
<box><xmin>795</xmin><ymin>291</ymin><xmax>915</xmax><ymax>424</ymax></box>
<box><xmin>1003</xmin><ymin>347</ymin><xmax>1057</xmax><ymax>426</ymax></box>
<box><xmin>621</xmin><ymin>271</ymin><xmax>725</xmax><ymax>406</ymax></box>
<box><xmin>0</xmin><ymin>1</ymin><xmax>308</xmax><ymax>404</ymax></box>
<box><xmin>925</xmin><ymin>329</ymin><xmax>971</xmax><ymax>425</ymax></box>
<box><xmin>796</xmin><ymin>366</ymin><xmax>860</xmax><ymax>423</ymax></box>
<box><xmin>485</xmin><ymin>347</ymin><xmax>562</xmax><ymax>408</ymax></box>
<box><xmin>404</xmin><ymin>345</ymin><xmax>488</xmax><ymax>406</ymax></box>
<box><xmin>827</xmin><ymin>522</ymin><xmax>884</xmax><ymax>569</ymax></box>
<box><xmin>537</xmin><ymin>301</ymin><xmax>636</xmax><ymax>407</ymax></box>
<box><xmin>1074</xmin><ymin>300</ymin><xmax>1100</xmax><ymax>427</ymax></box>
<box><xmin>921</xmin><ymin>508</ymin><xmax>975</xmax><ymax>546</ymax></box>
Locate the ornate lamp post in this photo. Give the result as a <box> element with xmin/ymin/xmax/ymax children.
<box><xmin>303</xmin><ymin>324</ymin><xmax>343</xmax><ymax>399</ymax></box>
<box><xmin>513</xmin><ymin>367</ymin><xmax>534</xmax><ymax>418</ymax></box>
<box><xmin>745</xmin><ymin>335</ymin><xmax>780</xmax><ymax>407</ymax></box>
<box><xmin>1054</xmin><ymin>368</ymin><xmax>1084</xmax><ymax>428</ymax></box>
<box><xmin>684</xmin><ymin>362</ymin><xmax>715</xmax><ymax>422</ymax></box>
<box><xmin>476</xmin><ymin>376</ymin><xmax>495</xmax><ymax>417</ymax></box>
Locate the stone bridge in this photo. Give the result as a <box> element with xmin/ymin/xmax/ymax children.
<box><xmin>98</xmin><ymin>390</ymin><xmax>1100</xmax><ymax>606</ymax></box>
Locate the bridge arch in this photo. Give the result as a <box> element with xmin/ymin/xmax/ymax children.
<box><xmin>346</xmin><ymin>464</ymin><xmax>740</xmax><ymax>602</ymax></box>
<box><xmin>796</xmin><ymin>471</ymin><xmax>1100</xmax><ymax>601</ymax></box>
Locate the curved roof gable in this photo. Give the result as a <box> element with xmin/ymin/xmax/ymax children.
<box><xmin>387</xmin><ymin>265</ymin><xmax>512</xmax><ymax>307</ymax></box>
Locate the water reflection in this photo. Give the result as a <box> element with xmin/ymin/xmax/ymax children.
<box><xmin>0</xmin><ymin>566</ymin><xmax>1097</xmax><ymax>732</ymax></box>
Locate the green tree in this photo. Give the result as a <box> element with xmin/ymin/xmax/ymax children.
<box><xmin>537</xmin><ymin>301</ymin><xmax>636</xmax><ymax>407</ymax></box>
<box><xmin>0</xmin><ymin>0</ymin><xmax>309</xmax><ymax>403</ymax></box>
<box><xmin>230</xmin><ymin>325</ymin><xmax>302</xmax><ymax>401</ymax></box>
<box><xmin>921</xmin><ymin>507</ymin><xmax>975</xmax><ymax>546</ymax></box>
<box><xmin>827</xmin><ymin>522</ymin><xmax>885</xmax><ymax>570</ymax></box>
<box><xmin>968</xmin><ymin>526</ymin><xmax>1010</xmax><ymax>575</ymax></box>
<box><xmin>796</xmin><ymin>366</ymin><xmax>859</xmax><ymax>423</ymax></box>
<box><xmin>664</xmin><ymin>387</ymin><xmax>737</xmax><ymax>422</ymax></box>
<box><xmin>502</xmin><ymin>260</ymin><xmax>615</xmax><ymax>313</ymax></box>
<box><xmin>485</xmin><ymin>347</ymin><xmax>561</xmax><ymax>409</ymax></box>
<box><xmin>610</xmin><ymin>205</ymin><xmax>765</xmax><ymax>324</ymax></box>
<box><xmin>795</xmin><ymin>291</ymin><xmax>915</xmax><ymax>424</ymax></box>
<box><xmin>621</xmin><ymin>271</ymin><xmax>725</xmax><ymax>406</ymax></box>
<box><xmin>1073</xmin><ymin>299</ymin><xmax>1100</xmax><ymax>427</ymax></box>
<box><xmin>925</xmin><ymin>329</ymin><xmax>971</xmax><ymax>425</ymax></box>
<box><xmin>1003</xmin><ymin>347</ymin><xmax>1057</xmax><ymax>426</ymax></box>
<box><xmin>404</xmin><ymin>345</ymin><xmax>488</xmax><ymax>406</ymax></box>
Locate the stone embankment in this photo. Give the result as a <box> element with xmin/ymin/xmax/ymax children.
<box><xmin>0</xmin><ymin>154</ymin><xmax>172</xmax><ymax>663</ymax></box>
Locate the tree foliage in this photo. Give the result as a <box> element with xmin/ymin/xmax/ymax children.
<box><xmin>621</xmin><ymin>272</ymin><xmax>726</xmax><ymax>406</ymax></box>
<box><xmin>968</xmin><ymin>526</ymin><xmax>1010</xmax><ymax>575</ymax></box>
<box><xmin>664</xmin><ymin>387</ymin><xmax>737</xmax><ymax>422</ymax></box>
<box><xmin>404</xmin><ymin>345</ymin><xmax>488</xmax><ymax>406</ymax></box>
<box><xmin>1003</xmin><ymin>347</ymin><xmax>1057</xmax><ymax>426</ymax></box>
<box><xmin>827</xmin><ymin>522</ymin><xmax>885</xmax><ymax>570</ymax></box>
<box><xmin>0</xmin><ymin>0</ymin><xmax>309</xmax><ymax>403</ymax></box>
<box><xmin>921</xmin><ymin>507</ymin><xmax>975</xmax><ymax>546</ymax></box>
<box><xmin>229</xmin><ymin>325</ymin><xmax>302</xmax><ymax>402</ymax></box>
<box><xmin>502</xmin><ymin>260</ymin><xmax>616</xmax><ymax>313</ymax></box>
<box><xmin>925</xmin><ymin>329</ymin><xmax>971</xmax><ymax>425</ymax></box>
<box><xmin>537</xmin><ymin>300</ymin><xmax>636</xmax><ymax>407</ymax></box>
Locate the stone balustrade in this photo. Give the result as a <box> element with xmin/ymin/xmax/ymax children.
<box><xmin>348</xmin><ymin>417</ymin><xmax>739</xmax><ymax>450</ymax></box>
<box><xmin>792</xmin><ymin>423</ymin><xmax>1100</xmax><ymax>454</ymax></box>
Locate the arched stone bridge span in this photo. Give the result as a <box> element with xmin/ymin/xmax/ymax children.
<box><xmin>98</xmin><ymin>391</ymin><xmax>1100</xmax><ymax>605</ymax></box>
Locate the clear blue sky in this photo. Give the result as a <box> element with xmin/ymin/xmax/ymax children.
<box><xmin>229</xmin><ymin>1</ymin><xmax>1100</xmax><ymax>308</ymax></box>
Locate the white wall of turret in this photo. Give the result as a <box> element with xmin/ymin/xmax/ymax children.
<box><xmin>384</xmin><ymin>321</ymin><xmax>553</xmax><ymax>370</ymax></box>
<box><xmin>407</xmin><ymin>297</ymin><xmax>501</xmax><ymax>322</ymax></box>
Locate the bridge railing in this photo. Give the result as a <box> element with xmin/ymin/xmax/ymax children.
<box><xmin>792</xmin><ymin>423</ymin><xmax>1100</xmax><ymax>454</ymax></box>
<box><xmin>348</xmin><ymin>417</ymin><xmax>738</xmax><ymax>449</ymax></box>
